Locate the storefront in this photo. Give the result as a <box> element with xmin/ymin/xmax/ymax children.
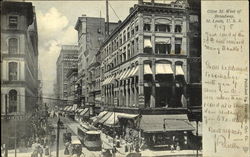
<box><xmin>139</xmin><ymin>114</ymin><xmax>194</xmax><ymax>150</ymax></box>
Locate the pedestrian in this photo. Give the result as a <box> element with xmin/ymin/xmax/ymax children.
<box><xmin>38</xmin><ymin>145</ymin><xmax>43</xmax><ymax>157</ymax></box>
<box><xmin>64</xmin><ymin>142</ymin><xmax>70</xmax><ymax>155</ymax></box>
<box><xmin>170</xmin><ymin>144</ymin><xmax>174</xmax><ymax>153</ymax></box>
<box><xmin>44</xmin><ymin>145</ymin><xmax>49</xmax><ymax>156</ymax></box>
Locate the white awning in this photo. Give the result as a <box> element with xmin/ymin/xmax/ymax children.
<box><xmin>144</xmin><ymin>39</ymin><xmax>152</xmax><ymax>48</ymax></box>
<box><xmin>102</xmin><ymin>77</ymin><xmax>108</xmax><ymax>85</ymax></box>
<box><xmin>107</xmin><ymin>75</ymin><xmax>114</xmax><ymax>84</ymax></box>
<box><xmin>115</xmin><ymin>71</ymin><xmax>123</xmax><ymax>80</ymax></box>
<box><xmin>155</xmin><ymin>38</ymin><xmax>171</xmax><ymax>44</ymax></box>
<box><xmin>156</xmin><ymin>63</ymin><xmax>173</xmax><ymax>74</ymax></box>
<box><xmin>119</xmin><ymin>69</ymin><xmax>129</xmax><ymax>80</ymax></box>
<box><xmin>176</xmin><ymin>65</ymin><xmax>185</xmax><ymax>75</ymax></box>
<box><xmin>121</xmin><ymin>68</ymin><xmax>132</xmax><ymax>80</ymax></box>
<box><xmin>128</xmin><ymin>66</ymin><xmax>139</xmax><ymax>77</ymax></box>
<box><xmin>144</xmin><ymin>64</ymin><xmax>153</xmax><ymax>75</ymax></box>
<box><xmin>130</xmin><ymin>66</ymin><xmax>139</xmax><ymax>77</ymax></box>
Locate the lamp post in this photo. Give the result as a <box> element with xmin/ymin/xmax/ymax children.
<box><xmin>56</xmin><ymin>118</ymin><xmax>62</xmax><ymax>157</ymax></box>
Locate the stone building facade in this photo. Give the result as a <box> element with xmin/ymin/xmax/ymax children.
<box><xmin>1</xmin><ymin>1</ymin><xmax>39</xmax><ymax>147</ymax></box>
<box><xmin>56</xmin><ymin>45</ymin><xmax>78</xmax><ymax>104</ymax></box>
<box><xmin>65</xmin><ymin>68</ymin><xmax>78</xmax><ymax>104</ymax></box>
<box><xmin>100</xmin><ymin>1</ymin><xmax>189</xmax><ymax>109</ymax></box>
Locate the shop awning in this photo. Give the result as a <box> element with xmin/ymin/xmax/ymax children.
<box><xmin>107</xmin><ymin>75</ymin><xmax>115</xmax><ymax>84</ymax></box>
<box><xmin>155</xmin><ymin>38</ymin><xmax>171</xmax><ymax>44</ymax></box>
<box><xmin>77</xmin><ymin>109</ymin><xmax>84</xmax><ymax>114</ymax></box>
<box><xmin>117</xmin><ymin>113</ymin><xmax>139</xmax><ymax>119</ymax></box>
<box><xmin>104</xmin><ymin>112</ymin><xmax>139</xmax><ymax>126</ymax></box>
<box><xmin>144</xmin><ymin>64</ymin><xmax>153</xmax><ymax>75</ymax></box>
<box><xmin>93</xmin><ymin>111</ymin><xmax>109</xmax><ymax>124</ymax></box>
<box><xmin>116</xmin><ymin>70</ymin><xmax>125</xmax><ymax>80</ymax></box>
<box><xmin>127</xmin><ymin>66</ymin><xmax>138</xmax><ymax>78</ymax></box>
<box><xmin>140</xmin><ymin>114</ymin><xmax>194</xmax><ymax>133</ymax></box>
<box><xmin>64</xmin><ymin>106</ymin><xmax>69</xmax><ymax>111</ymax></box>
<box><xmin>67</xmin><ymin>106</ymin><xmax>73</xmax><ymax>112</ymax></box>
<box><xmin>120</xmin><ymin>68</ymin><xmax>132</xmax><ymax>80</ymax></box>
<box><xmin>119</xmin><ymin>69</ymin><xmax>129</xmax><ymax>80</ymax></box>
<box><xmin>176</xmin><ymin>65</ymin><xmax>184</xmax><ymax>75</ymax></box>
<box><xmin>144</xmin><ymin>39</ymin><xmax>152</xmax><ymax>48</ymax></box>
<box><xmin>79</xmin><ymin>108</ymin><xmax>89</xmax><ymax>116</ymax></box>
<box><xmin>156</xmin><ymin>63</ymin><xmax>173</xmax><ymax>75</ymax></box>
<box><xmin>98</xmin><ymin>112</ymin><xmax>113</xmax><ymax>124</ymax></box>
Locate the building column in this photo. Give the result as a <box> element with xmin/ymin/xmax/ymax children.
<box><xmin>171</xmin><ymin>16</ymin><xmax>175</xmax><ymax>54</ymax></box>
<box><xmin>150</xmin><ymin>59</ymin><xmax>156</xmax><ymax>108</ymax></box>
<box><xmin>129</xmin><ymin>78</ymin><xmax>134</xmax><ymax>107</ymax></box>
<box><xmin>138</xmin><ymin>13</ymin><xmax>144</xmax><ymax>54</ymax></box>
<box><xmin>125</xmin><ymin>80</ymin><xmax>129</xmax><ymax>107</ymax></box>
<box><xmin>151</xmin><ymin>14</ymin><xmax>156</xmax><ymax>54</ymax></box>
<box><xmin>138</xmin><ymin>58</ymin><xmax>144</xmax><ymax>108</ymax></box>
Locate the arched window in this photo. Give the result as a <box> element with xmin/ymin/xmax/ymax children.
<box><xmin>9</xmin><ymin>62</ymin><xmax>18</xmax><ymax>81</ymax></box>
<box><xmin>9</xmin><ymin>89</ymin><xmax>17</xmax><ymax>113</ymax></box>
<box><xmin>8</xmin><ymin>38</ymin><xmax>18</xmax><ymax>54</ymax></box>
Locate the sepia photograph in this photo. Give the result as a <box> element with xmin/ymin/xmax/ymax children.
<box><xmin>1</xmin><ymin>0</ymin><xmax>248</xmax><ymax>157</ymax></box>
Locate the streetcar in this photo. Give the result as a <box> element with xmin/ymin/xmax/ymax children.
<box><xmin>77</xmin><ymin>125</ymin><xmax>102</xmax><ymax>151</ymax></box>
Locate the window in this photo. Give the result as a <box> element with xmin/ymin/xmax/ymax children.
<box><xmin>9</xmin><ymin>62</ymin><xmax>18</xmax><ymax>81</ymax></box>
<box><xmin>131</xmin><ymin>29</ymin><xmax>134</xmax><ymax>35</ymax></box>
<box><xmin>175</xmin><ymin>25</ymin><xmax>182</xmax><ymax>33</ymax></box>
<box><xmin>127</xmin><ymin>44</ymin><xmax>131</xmax><ymax>59</ymax></box>
<box><xmin>143</xmin><ymin>24</ymin><xmax>151</xmax><ymax>31</ymax></box>
<box><xmin>155</xmin><ymin>44</ymin><xmax>167</xmax><ymax>54</ymax></box>
<box><xmin>9</xmin><ymin>89</ymin><xmax>17</xmax><ymax>113</ymax></box>
<box><xmin>175</xmin><ymin>38</ymin><xmax>182</xmax><ymax>54</ymax></box>
<box><xmin>155</xmin><ymin>24</ymin><xmax>171</xmax><ymax>32</ymax></box>
<box><xmin>9</xmin><ymin>38</ymin><xmax>18</xmax><ymax>54</ymax></box>
<box><xmin>144</xmin><ymin>37</ymin><xmax>152</xmax><ymax>54</ymax></box>
<box><xmin>135</xmin><ymin>25</ymin><xmax>139</xmax><ymax>32</ymax></box>
<box><xmin>9</xmin><ymin>16</ymin><xmax>18</xmax><ymax>29</ymax></box>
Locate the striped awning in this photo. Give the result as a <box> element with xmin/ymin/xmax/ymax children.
<box><xmin>119</xmin><ymin>69</ymin><xmax>129</xmax><ymax>80</ymax></box>
<box><xmin>79</xmin><ymin>108</ymin><xmax>89</xmax><ymax>116</ymax></box>
<box><xmin>128</xmin><ymin>66</ymin><xmax>139</xmax><ymax>77</ymax></box>
<box><xmin>120</xmin><ymin>68</ymin><xmax>132</xmax><ymax>80</ymax></box>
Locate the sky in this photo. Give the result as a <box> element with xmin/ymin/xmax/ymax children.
<box><xmin>29</xmin><ymin>0</ymin><xmax>169</xmax><ymax>97</ymax></box>
<box><xmin>29</xmin><ymin>0</ymin><xmax>139</xmax><ymax>96</ymax></box>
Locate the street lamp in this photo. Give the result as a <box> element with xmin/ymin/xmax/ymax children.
<box><xmin>56</xmin><ymin>118</ymin><xmax>63</xmax><ymax>157</ymax></box>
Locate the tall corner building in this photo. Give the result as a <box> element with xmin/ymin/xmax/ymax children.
<box><xmin>97</xmin><ymin>0</ymin><xmax>201</xmax><ymax>147</ymax></box>
<box><xmin>1</xmin><ymin>1</ymin><xmax>39</xmax><ymax>147</ymax></box>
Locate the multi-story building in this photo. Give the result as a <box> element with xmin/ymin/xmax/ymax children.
<box><xmin>74</xmin><ymin>16</ymin><xmax>116</xmax><ymax>107</ymax></box>
<box><xmin>97</xmin><ymin>0</ymin><xmax>200</xmax><ymax>148</ymax></box>
<box><xmin>65</xmin><ymin>68</ymin><xmax>78</xmax><ymax>104</ymax></box>
<box><xmin>56</xmin><ymin>45</ymin><xmax>78</xmax><ymax>105</ymax></box>
<box><xmin>1</xmin><ymin>1</ymin><xmax>39</xmax><ymax>147</ymax></box>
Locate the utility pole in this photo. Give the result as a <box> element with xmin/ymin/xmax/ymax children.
<box><xmin>196</xmin><ymin>120</ymin><xmax>199</xmax><ymax>157</ymax></box>
<box><xmin>5</xmin><ymin>94</ymin><xmax>8</xmax><ymax>157</ymax></box>
<box><xmin>106</xmin><ymin>0</ymin><xmax>109</xmax><ymax>36</ymax></box>
<box><xmin>56</xmin><ymin>118</ymin><xmax>61</xmax><ymax>157</ymax></box>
